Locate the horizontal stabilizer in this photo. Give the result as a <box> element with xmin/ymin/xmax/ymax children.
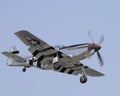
<box><xmin>2</xmin><ymin>52</ymin><xmax>25</xmax><ymax>63</ymax></box>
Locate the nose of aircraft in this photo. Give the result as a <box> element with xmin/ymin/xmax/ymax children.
<box><xmin>88</xmin><ymin>43</ymin><xmax>101</xmax><ymax>51</ymax></box>
<box><xmin>94</xmin><ymin>44</ymin><xmax>101</xmax><ymax>51</ymax></box>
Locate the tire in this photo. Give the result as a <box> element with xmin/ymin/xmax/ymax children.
<box><xmin>54</xmin><ymin>62</ymin><xmax>61</xmax><ymax>70</ymax></box>
<box><xmin>22</xmin><ymin>68</ymin><xmax>26</xmax><ymax>72</ymax></box>
<box><xmin>80</xmin><ymin>75</ymin><xmax>87</xmax><ymax>84</ymax></box>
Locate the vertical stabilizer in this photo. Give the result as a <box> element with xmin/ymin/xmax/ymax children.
<box><xmin>6</xmin><ymin>46</ymin><xmax>19</xmax><ymax>66</ymax></box>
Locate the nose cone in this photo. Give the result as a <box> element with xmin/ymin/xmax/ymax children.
<box><xmin>95</xmin><ymin>44</ymin><xmax>101</xmax><ymax>51</ymax></box>
<box><xmin>88</xmin><ymin>43</ymin><xmax>101</xmax><ymax>51</ymax></box>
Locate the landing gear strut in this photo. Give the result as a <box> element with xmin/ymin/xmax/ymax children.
<box><xmin>53</xmin><ymin>55</ymin><xmax>61</xmax><ymax>70</ymax></box>
<box><xmin>80</xmin><ymin>68</ymin><xmax>87</xmax><ymax>84</ymax></box>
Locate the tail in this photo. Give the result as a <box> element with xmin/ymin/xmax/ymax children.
<box><xmin>2</xmin><ymin>46</ymin><xmax>20</xmax><ymax>66</ymax></box>
<box><xmin>8</xmin><ymin>46</ymin><xmax>20</xmax><ymax>66</ymax></box>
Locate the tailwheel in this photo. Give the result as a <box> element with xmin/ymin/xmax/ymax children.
<box><xmin>22</xmin><ymin>67</ymin><xmax>26</xmax><ymax>72</ymax></box>
<box><xmin>80</xmin><ymin>75</ymin><xmax>87</xmax><ymax>84</ymax></box>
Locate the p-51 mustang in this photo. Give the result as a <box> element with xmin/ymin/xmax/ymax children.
<box><xmin>2</xmin><ymin>30</ymin><xmax>104</xmax><ymax>84</ymax></box>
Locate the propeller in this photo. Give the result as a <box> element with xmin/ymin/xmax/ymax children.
<box><xmin>97</xmin><ymin>51</ymin><xmax>104</xmax><ymax>66</ymax></box>
<box><xmin>87</xmin><ymin>30</ymin><xmax>94</xmax><ymax>43</ymax></box>
<box><xmin>87</xmin><ymin>30</ymin><xmax>104</xmax><ymax>67</ymax></box>
<box><xmin>87</xmin><ymin>30</ymin><xmax>105</xmax><ymax>44</ymax></box>
<box><xmin>99</xmin><ymin>35</ymin><xmax>104</xmax><ymax>44</ymax></box>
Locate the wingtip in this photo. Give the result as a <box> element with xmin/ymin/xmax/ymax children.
<box><xmin>102</xmin><ymin>73</ymin><xmax>105</xmax><ymax>76</ymax></box>
<box><xmin>14</xmin><ymin>30</ymin><xmax>29</xmax><ymax>34</ymax></box>
<box><xmin>1</xmin><ymin>51</ymin><xmax>6</xmax><ymax>55</ymax></box>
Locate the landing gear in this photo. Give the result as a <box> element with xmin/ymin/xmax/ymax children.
<box><xmin>80</xmin><ymin>68</ymin><xmax>87</xmax><ymax>84</ymax></box>
<box><xmin>22</xmin><ymin>67</ymin><xmax>26</xmax><ymax>72</ymax></box>
<box><xmin>80</xmin><ymin>75</ymin><xmax>87</xmax><ymax>83</ymax></box>
<box><xmin>53</xmin><ymin>55</ymin><xmax>61</xmax><ymax>70</ymax></box>
<box><xmin>54</xmin><ymin>62</ymin><xmax>61</xmax><ymax>70</ymax></box>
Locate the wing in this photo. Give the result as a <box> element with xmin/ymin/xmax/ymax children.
<box><xmin>55</xmin><ymin>63</ymin><xmax>104</xmax><ymax>77</ymax></box>
<box><xmin>15</xmin><ymin>30</ymin><xmax>75</xmax><ymax>66</ymax></box>
<box><xmin>2</xmin><ymin>51</ymin><xmax>25</xmax><ymax>63</ymax></box>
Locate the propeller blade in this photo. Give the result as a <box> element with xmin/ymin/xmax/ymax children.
<box><xmin>97</xmin><ymin>51</ymin><xmax>104</xmax><ymax>67</ymax></box>
<box><xmin>87</xmin><ymin>30</ymin><xmax>94</xmax><ymax>43</ymax></box>
<box><xmin>99</xmin><ymin>35</ymin><xmax>104</xmax><ymax>44</ymax></box>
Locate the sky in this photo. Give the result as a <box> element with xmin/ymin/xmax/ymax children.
<box><xmin>0</xmin><ymin>0</ymin><xmax>120</xmax><ymax>96</ymax></box>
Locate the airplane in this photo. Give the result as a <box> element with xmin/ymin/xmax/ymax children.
<box><xmin>2</xmin><ymin>30</ymin><xmax>104</xmax><ymax>84</ymax></box>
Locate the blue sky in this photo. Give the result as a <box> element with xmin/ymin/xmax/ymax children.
<box><xmin>0</xmin><ymin>0</ymin><xmax>120</xmax><ymax>96</ymax></box>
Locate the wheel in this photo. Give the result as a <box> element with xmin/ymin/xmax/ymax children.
<box><xmin>80</xmin><ymin>75</ymin><xmax>87</xmax><ymax>84</ymax></box>
<box><xmin>54</xmin><ymin>62</ymin><xmax>61</xmax><ymax>70</ymax></box>
<box><xmin>22</xmin><ymin>68</ymin><xmax>26</xmax><ymax>72</ymax></box>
